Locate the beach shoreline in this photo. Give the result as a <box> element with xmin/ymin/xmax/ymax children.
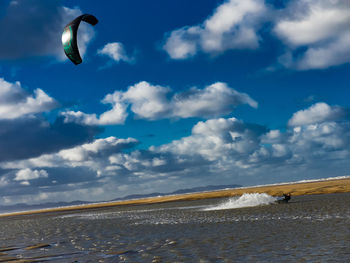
<box><xmin>1</xmin><ymin>177</ymin><xmax>350</xmax><ymax>218</ymax></box>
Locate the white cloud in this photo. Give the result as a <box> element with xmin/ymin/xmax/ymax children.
<box><xmin>154</xmin><ymin>103</ymin><xmax>350</xmax><ymax>175</ymax></box>
<box><xmin>0</xmin><ymin>78</ymin><xmax>58</xmax><ymax>119</ymax></box>
<box><xmin>14</xmin><ymin>168</ymin><xmax>48</xmax><ymax>182</ymax></box>
<box><xmin>274</xmin><ymin>0</ymin><xmax>350</xmax><ymax>69</ymax></box>
<box><xmin>261</xmin><ymin>130</ymin><xmax>284</xmax><ymax>144</ymax></box>
<box><xmin>59</xmin><ymin>137</ymin><xmax>138</xmax><ymax>163</ymax></box>
<box><xmin>158</xmin><ymin>118</ymin><xmax>263</xmax><ymax>162</ymax></box>
<box><xmin>161</xmin><ymin>0</ymin><xmax>350</xmax><ymax>69</ymax></box>
<box><xmin>172</xmin><ymin>82</ymin><xmax>257</xmax><ymax>118</ymax></box>
<box><xmin>62</xmin><ymin>92</ymin><xmax>128</xmax><ymax>125</ymax></box>
<box><xmin>271</xmin><ymin>144</ymin><xmax>290</xmax><ymax>158</ymax></box>
<box><xmin>3</xmin><ymin>137</ymin><xmax>138</xmax><ymax>173</ymax></box>
<box><xmin>0</xmin><ymin>176</ymin><xmax>9</xmax><ymax>187</ymax></box>
<box><xmin>296</xmin><ymin>32</ymin><xmax>350</xmax><ymax>70</ymax></box>
<box><xmin>275</xmin><ymin>3</ymin><xmax>350</xmax><ymax>47</ymax></box>
<box><xmin>163</xmin><ymin>0</ymin><xmax>267</xmax><ymax>59</ymax></box>
<box><xmin>20</xmin><ymin>103</ymin><xmax>350</xmax><ymax>181</ymax></box>
<box><xmin>97</xmin><ymin>42</ymin><xmax>134</xmax><ymax>63</ymax></box>
<box><xmin>62</xmin><ymin>81</ymin><xmax>257</xmax><ymax>124</ymax></box>
<box><xmin>3</xmin><ymin>102</ymin><xmax>350</xmax><ymax>204</ymax></box>
<box><xmin>287</xmin><ymin>121</ymin><xmax>350</xmax><ymax>164</ymax></box>
<box><xmin>123</xmin><ymin>81</ymin><xmax>171</xmax><ymax>119</ymax></box>
<box><xmin>163</xmin><ymin>27</ymin><xmax>199</xmax><ymax>59</ymax></box>
<box><xmin>288</xmin><ymin>102</ymin><xmax>346</xmax><ymax>126</ymax></box>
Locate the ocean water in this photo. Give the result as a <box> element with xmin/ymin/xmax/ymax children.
<box><xmin>1</xmin><ymin>193</ymin><xmax>350</xmax><ymax>262</ymax></box>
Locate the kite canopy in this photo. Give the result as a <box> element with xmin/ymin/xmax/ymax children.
<box><xmin>62</xmin><ymin>14</ymin><xmax>98</xmax><ymax>65</ymax></box>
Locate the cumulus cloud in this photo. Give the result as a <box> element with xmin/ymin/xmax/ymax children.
<box><xmin>158</xmin><ymin>104</ymin><xmax>350</xmax><ymax>173</ymax></box>
<box><xmin>62</xmin><ymin>91</ymin><xmax>128</xmax><ymax>125</ymax></box>
<box><xmin>0</xmin><ymin>0</ymin><xmax>95</xmax><ymax>61</ymax></box>
<box><xmin>58</xmin><ymin>137</ymin><xmax>138</xmax><ymax>164</ymax></box>
<box><xmin>97</xmin><ymin>42</ymin><xmax>135</xmax><ymax>64</ymax></box>
<box><xmin>0</xmin><ymin>76</ymin><xmax>102</xmax><ymax>162</ymax></box>
<box><xmin>3</xmin><ymin>102</ymin><xmax>350</xmax><ymax>204</ymax></box>
<box><xmin>288</xmin><ymin>102</ymin><xmax>347</xmax><ymax>126</ymax></box>
<box><xmin>172</xmin><ymin>82</ymin><xmax>258</xmax><ymax>118</ymax></box>
<box><xmin>274</xmin><ymin>0</ymin><xmax>350</xmax><ymax>69</ymax></box>
<box><xmin>14</xmin><ymin>168</ymin><xmax>48</xmax><ymax>184</ymax></box>
<box><xmin>0</xmin><ymin>117</ymin><xmax>101</xmax><ymax>162</ymax></box>
<box><xmin>157</xmin><ymin>118</ymin><xmax>266</xmax><ymax>162</ymax></box>
<box><xmin>62</xmin><ymin>81</ymin><xmax>257</xmax><ymax>125</ymax></box>
<box><xmin>122</xmin><ymin>81</ymin><xmax>172</xmax><ymax>120</ymax></box>
<box><xmin>3</xmin><ymin>137</ymin><xmax>138</xmax><ymax>171</ymax></box>
<box><xmin>1</xmin><ymin>135</ymin><xmax>214</xmax><ymax>203</ymax></box>
<box><xmin>1</xmin><ymin>136</ymin><xmax>140</xmax><ymax>200</ymax></box>
<box><xmin>153</xmin><ymin>103</ymin><xmax>350</xmax><ymax>176</ymax></box>
<box><xmin>0</xmin><ymin>78</ymin><xmax>58</xmax><ymax>119</ymax></box>
<box><xmin>162</xmin><ymin>0</ymin><xmax>350</xmax><ymax>70</ymax></box>
<box><xmin>0</xmin><ymin>175</ymin><xmax>9</xmax><ymax>187</ymax></box>
<box><xmin>290</xmin><ymin>122</ymin><xmax>349</xmax><ymax>154</ymax></box>
<box><xmin>163</xmin><ymin>0</ymin><xmax>267</xmax><ymax>59</ymax></box>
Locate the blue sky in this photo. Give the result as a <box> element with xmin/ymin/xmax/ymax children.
<box><xmin>1</xmin><ymin>0</ymin><xmax>350</xmax><ymax>205</ymax></box>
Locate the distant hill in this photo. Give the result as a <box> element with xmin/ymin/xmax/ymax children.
<box><xmin>0</xmin><ymin>200</ymin><xmax>90</xmax><ymax>214</ymax></box>
<box><xmin>0</xmin><ymin>184</ymin><xmax>241</xmax><ymax>213</ymax></box>
<box><xmin>112</xmin><ymin>184</ymin><xmax>242</xmax><ymax>201</ymax></box>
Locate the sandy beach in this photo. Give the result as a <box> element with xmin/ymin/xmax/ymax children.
<box><xmin>1</xmin><ymin>177</ymin><xmax>350</xmax><ymax>218</ymax></box>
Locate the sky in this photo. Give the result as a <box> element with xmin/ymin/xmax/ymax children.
<box><xmin>1</xmin><ymin>0</ymin><xmax>350</xmax><ymax>205</ymax></box>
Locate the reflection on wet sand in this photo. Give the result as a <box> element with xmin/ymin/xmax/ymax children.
<box><xmin>0</xmin><ymin>243</ymin><xmax>82</xmax><ymax>262</ymax></box>
<box><xmin>1</xmin><ymin>181</ymin><xmax>350</xmax><ymax>262</ymax></box>
<box><xmin>1</xmin><ymin>193</ymin><xmax>350</xmax><ymax>262</ymax></box>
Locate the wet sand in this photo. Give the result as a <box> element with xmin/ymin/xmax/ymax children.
<box><xmin>2</xmin><ymin>193</ymin><xmax>350</xmax><ymax>262</ymax></box>
<box><xmin>1</xmin><ymin>177</ymin><xmax>350</xmax><ymax>218</ymax></box>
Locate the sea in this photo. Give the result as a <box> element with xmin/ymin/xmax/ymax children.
<box><xmin>1</xmin><ymin>192</ymin><xmax>350</xmax><ymax>262</ymax></box>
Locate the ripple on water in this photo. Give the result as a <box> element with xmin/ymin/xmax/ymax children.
<box><xmin>1</xmin><ymin>193</ymin><xmax>350</xmax><ymax>261</ymax></box>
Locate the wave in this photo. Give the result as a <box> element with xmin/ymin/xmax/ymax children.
<box><xmin>204</xmin><ymin>193</ymin><xmax>277</xmax><ymax>211</ymax></box>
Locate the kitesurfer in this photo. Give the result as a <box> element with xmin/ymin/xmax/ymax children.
<box><xmin>276</xmin><ymin>193</ymin><xmax>291</xmax><ymax>203</ymax></box>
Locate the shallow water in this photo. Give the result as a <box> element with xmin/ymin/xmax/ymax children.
<box><xmin>1</xmin><ymin>193</ymin><xmax>350</xmax><ymax>262</ymax></box>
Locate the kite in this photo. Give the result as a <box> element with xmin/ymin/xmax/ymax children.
<box><xmin>62</xmin><ymin>14</ymin><xmax>98</xmax><ymax>65</ymax></box>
